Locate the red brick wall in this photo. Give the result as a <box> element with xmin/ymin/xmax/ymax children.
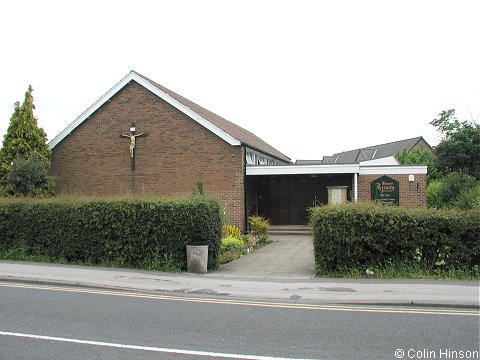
<box><xmin>358</xmin><ymin>173</ymin><xmax>427</xmax><ymax>207</ymax></box>
<box><xmin>51</xmin><ymin>81</ymin><xmax>246</xmax><ymax>229</ymax></box>
<box><xmin>413</xmin><ymin>138</ymin><xmax>432</xmax><ymax>152</ymax></box>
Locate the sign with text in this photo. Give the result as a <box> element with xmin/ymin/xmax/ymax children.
<box><xmin>371</xmin><ymin>175</ymin><xmax>399</xmax><ymax>205</ymax></box>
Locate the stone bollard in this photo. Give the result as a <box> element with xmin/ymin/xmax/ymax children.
<box><xmin>186</xmin><ymin>244</ymin><xmax>209</xmax><ymax>274</ymax></box>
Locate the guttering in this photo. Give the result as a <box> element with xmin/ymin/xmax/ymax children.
<box><xmin>246</xmin><ymin>164</ymin><xmax>428</xmax><ymax>176</ymax></box>
<box><xmin>246</xmin><ymin>164</ymin><xmax>360</xmax><ymax>176</ymax></box>
<box><xmin>359</xmin><ymin>165</ymin><xmax>427</xmax><ymax>175</ymax></box>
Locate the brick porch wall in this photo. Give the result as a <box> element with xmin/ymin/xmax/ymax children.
<box><xmin>51</xmin><ymin>81</ymin><xmax>246</xmax><ymax>229</ymax></box>
<box><xmin>357</xmin><ymin>173</ymin><xmax>427</xmax><ymax>207</ymax></box>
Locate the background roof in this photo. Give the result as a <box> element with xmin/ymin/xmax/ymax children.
<box><xmin>322</xmin><ymin>137</ymin><xmax>426</xmax><ymax>164</ymax></box>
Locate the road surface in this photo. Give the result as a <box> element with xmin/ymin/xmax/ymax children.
<box><xmin>0</xmin><ymin>282</ymin><xmax>478</xmax><ymax>359</ymax></box>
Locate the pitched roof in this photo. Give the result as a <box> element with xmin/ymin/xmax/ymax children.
<box><xmin>50</xmin><ymin>70</ymin><xmax>291</xmax><ymax>163</ymax></box>
<box><xmin>134</xmin><ymin>71</ymin><xmax>290</xmax><ymax>162</ymax></box>
<box><xmin>322</xmin><ymin>137</ymin><xmax>427</xmax><ymax>164</ymax></box>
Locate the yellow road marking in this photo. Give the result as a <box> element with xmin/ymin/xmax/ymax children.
<box><xmin>0</xmin><ymin>281</ymin><xmax>478</xmax><ymax>317</ymax></box>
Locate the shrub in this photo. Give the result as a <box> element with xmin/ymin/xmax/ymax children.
<box><xmin>310</xmin><ymin>203</ymin><xmax>480</xmax><ymax>274</ymax></box>
<box><xmin>426</xmin><ymin>180</ymin><xmax>443</xmax><ymax>209</ymax></box>
<box><xmin>222</xmin><ymin>224</ymin><xmax>242</xmax><ymax>240</ymax></box>
<box><xmin>0</xmin><ymin>195</ymin><xmax>222</xmax><ymax>271</ymax></box>
<box><xmin>438</xmin><ymin>172</ymin><xmax>477</xmax><ymax>208</ymax></box>
<box><xmin>221</xmin><ymin>236</ymin><xmax>244</xmax><ymax>251</ymax></box>
<box><xmin>427</xmin><ymin>172</ymin><xmax>479</xmax><ymax>210</ymax></box>
<box><xmin>454</xmin><ymin>185</ymin><xmax>480</xmax><ymax>210</ymax></box>
<box><xmin>248</xmin><ymin>215</ymin><xmax>270</xmax><ymax>242</ymax></box>
<box><xmin>5</xmin><ymin>154</ymin><xmax>55</xmax><ymax>197</ymax></box>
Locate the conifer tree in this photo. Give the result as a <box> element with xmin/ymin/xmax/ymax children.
<box><xmin>0</xmin><ymin>86</ymin><xmax>53</xmax><ymax>195</ymax></box>
<box><xmin>1</xmin><ymin>86</ymin><xmax>50</xmax><ymax>167</ymax></box>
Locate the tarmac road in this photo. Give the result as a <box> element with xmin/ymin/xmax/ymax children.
<box><xmin>0</xmin><ymin>261</ymin><xmax>478</xmax><ymax>307</ymax></box>
<box><xmin>0</xmin><ymin>282</ymin><xmax>478</xmax><ymax>360</ymax></box>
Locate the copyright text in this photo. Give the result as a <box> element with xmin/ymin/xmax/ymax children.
<box><xmin>395</xmin><ymin>348</ymin><xmax>479</xmax><ymax>359</ymax></box>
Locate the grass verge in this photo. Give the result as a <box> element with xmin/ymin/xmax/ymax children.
<box><xmin>317</xmin><ymin>262</ymin><xmax>480</xmax><ymax>281</ymax></box>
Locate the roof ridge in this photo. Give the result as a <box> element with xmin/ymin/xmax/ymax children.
<box><xmin>50</xmin><ymin>70</ymin><xmax>291</xmax><ymax>162</ymax></box>
<box><xmin>358</xmin><ymin>136</ymin><xmax>421</xmax><ymax>151</ymax></box>
<box><xmin>132</xmin><ymin>71</ymin><xmax>291</xmax><ymax>162</ymax></box>
<box><xmin>135</xmin><ymin>71</ymin><xmax>255</xmax><ymax>133</ymax></box>
<box><xmin>333</xmin><ymin>136</ymin><xmax>422</xmax><ymax>156</ymax></box>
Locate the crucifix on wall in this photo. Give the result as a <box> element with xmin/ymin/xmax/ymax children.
<box><xmin>120</xmin><ymin>123</ymin><xmax>147</xmax><ymax>170</ymax></box>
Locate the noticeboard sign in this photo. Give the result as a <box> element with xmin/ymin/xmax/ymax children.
<box><xmin>371</xmin><ymin>175</ymin><xmax>399</xmax><ymax>205</ymax></box>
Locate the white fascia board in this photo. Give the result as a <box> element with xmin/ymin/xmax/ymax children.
<box><xmin>246</xmin><ymin>164</ymin><xmax>360</xmax><ymax>176</ymax></box>
<box><xmin>49</xmin><ymin>71</ymin><xmax>241</xmax><ymax>149</ymax></box>
<box><xmin>359</xmin><ymin>165</ymin><xmax>428</xmax><ymax>175</ymax></box>
<box><xmin>136</xmin><ymin>76</ymin><xmax>240</xmax><ymax>146</ymax></box>
<box><xmin>49</xmin><ymin>72</ymin><xmax>135</xmax><ymax>149</ymax></box>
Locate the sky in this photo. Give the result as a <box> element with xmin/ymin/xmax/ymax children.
<box><xmin>0</xmin><ymin>0</ymin><xmax>479</xmax><ymax>161</ymax></box>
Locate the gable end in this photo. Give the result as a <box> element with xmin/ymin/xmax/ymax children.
<box><xmin>49</xmin><ymin>71</ymin><xmax>242</xmax><ymax>149</ymax></box>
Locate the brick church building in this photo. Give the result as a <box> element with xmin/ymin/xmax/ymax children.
<box><xmin>50</xmin><ymin>71</ymin><xmax>427</xmax><ymax>231</ymax></box>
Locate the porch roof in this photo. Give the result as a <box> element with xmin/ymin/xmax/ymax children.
<box><xmin>246</xmin><ymin>163</ymin><xmax>427</xmax><ymax>176</ymax></box>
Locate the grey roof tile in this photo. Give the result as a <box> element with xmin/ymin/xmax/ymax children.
<box><xmin>323</xmin><ymin>137</ymin><xmax>426</xmax><ymax>164</ymax></box>
<box><xmin>134</xmin><ymin>71</ymin><xmax>291</xmax><ymax>163</ymax></box>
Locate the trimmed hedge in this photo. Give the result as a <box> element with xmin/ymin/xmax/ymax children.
<box><xmin>0</xmin><ymin>195</ymin><xmax>222</xmax><ymax>271</ymax></box>
<box><xmin>310</xmin><ymin>203</ymin><xmax>480</xmax><ymax>273</ymax></box>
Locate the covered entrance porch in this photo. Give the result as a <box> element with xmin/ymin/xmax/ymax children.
<box><xmin>246</xmin><ymin>164</ymin><xmax>358</xmax><ymax>225</ymax></box>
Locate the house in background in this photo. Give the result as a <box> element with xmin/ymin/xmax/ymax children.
<box><xmin>296</xmin><ymin>137</ymin><xmax>433</xmax><ymax>166</ymax></box>
<box><xmin>50</xmin><ymin>71</ymin><xmax>428</xmax><ymax>230</ymax></box>
<box><xmin>321</xmin><ymin>137</ymin><xmax>433</xmax><ymax>165</ymax></box>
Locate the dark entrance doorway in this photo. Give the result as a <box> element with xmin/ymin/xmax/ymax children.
<box><xmin>246</xmin><ymin>174</ymin><xmax>352</xmax><ymax>225</ymax></box>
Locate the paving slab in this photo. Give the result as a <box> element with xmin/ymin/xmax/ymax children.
<box><xmin>0</xmin><ymin>261</ymin><xmax>478</xmax><ymax>307</ymax></box>
<box><xmin>206</xmin><ymin>234</ymin><xmax>316</xmax><ymax>279</ymax></box>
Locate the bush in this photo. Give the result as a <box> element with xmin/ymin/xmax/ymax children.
<box><xmin>4</xmin><ymin>154</ymin><xmax>55</xmax><ymax>197</ymax></box>
<box><xmin>310</xmin><ymin>203</ymin><xmax>480</xmax><ymax>274</ymax></box>
<box><xmin>222</xmin><ymin>224</ymin><xmax>242</xmax><ymax>240</ymax></box>
<box><xmin>426</xmin><ymin>180</ymin><xmax>443</xmax><ymax>209</ymax></box>
<box><xmin>221</xmin><ymin>236</ymin><xmax>244</xmax><ymax>251</ymax></box>
<box><xmin>427</xmin><ymin>172</ymin><xmax>479</xmax><ymax>210</ymax></box>
<box><xmin>0</xmin><ymin>195</ymin><xmax>222</xmax><ymax>271</ymax></box>
<box><xmin>439</xmin><ymin>172</ymin><xmax>477</xmax><ymax>206</ymax></box>
<box><xmin>248</xmin><ymin>215</ymin><xmax>270</xmax><ymax>242</ymax></box>
<box><xmin>454</xmin><ymin>185</ymin><xmax>480</xmax><ymax>210</ymax></box>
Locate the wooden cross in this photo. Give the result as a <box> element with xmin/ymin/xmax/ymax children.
<box><xmin>120</xmin><ymin>123</ymin><xmax>147</xmax><ymax>170</ymax></box>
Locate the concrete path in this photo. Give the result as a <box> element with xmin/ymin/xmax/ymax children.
<box><xmin>206</xmin><ymin>234</ymin><xmax>316</xmax><ymax>279</ymax></box>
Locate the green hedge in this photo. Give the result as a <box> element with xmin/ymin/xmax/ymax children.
<box><xmin>310</xmin><ymin>204</ymin><xmax>480</xmax><ymax>273</ymax></box>
<box><xmin>0</xmin><ymin>195</ymin><xmax>222</xmax><ymax>271</ymax></box>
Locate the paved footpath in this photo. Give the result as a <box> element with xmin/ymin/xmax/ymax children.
<box><xmin>206</xmin><ymin>234</ymin><xmax>316</xmax><ymax>279</ymax></box>
<box><xmin>0</xmin><ymin>260</ymin><xmax>478</xmax><ymax>308</ymax></box>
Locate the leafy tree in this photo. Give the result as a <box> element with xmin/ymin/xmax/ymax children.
<box><xmin>430</xmin><ymin>109</ymin><xmax>480</xmax><ymax>178</ymax></box>
<box><xmin>396</xmin><ymin>148</ymin><xmax>440</xmax><ymax>183</ymax></box>
<box><xmin>0</xmin><ymin>86</ymin><xmax>53</xmax><ymax>196</ymax></box>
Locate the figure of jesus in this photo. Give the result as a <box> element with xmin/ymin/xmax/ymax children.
<box><xmin>121</xmin><ymin>133</ymin><xmax>145</xmax><ymax>159</ymax></box>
